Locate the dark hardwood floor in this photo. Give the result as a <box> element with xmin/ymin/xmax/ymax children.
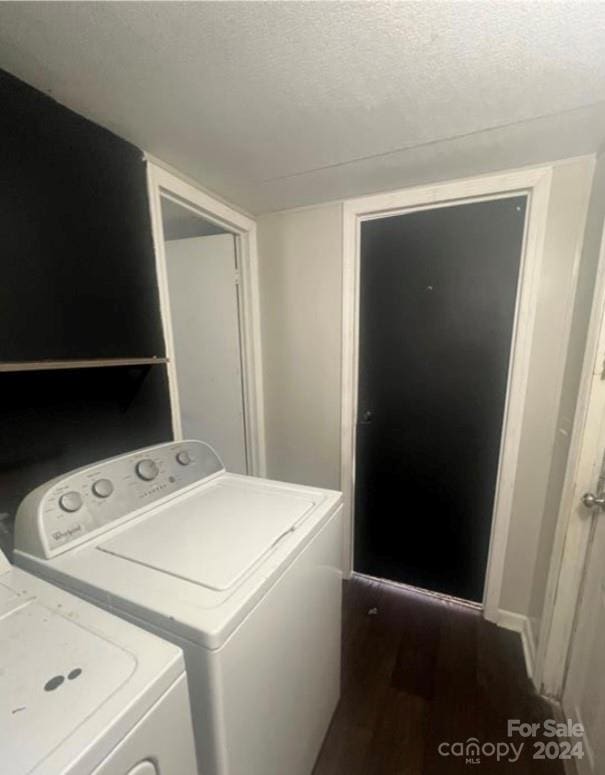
<box><xmin>313</xmin><ymin>575</ymin><xmax>565</xmax><ymax>775</ymax></box>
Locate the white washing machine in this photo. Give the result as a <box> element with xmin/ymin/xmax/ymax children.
<box><xmin>14</xmin><ymin>441</ymin><xmax>344</xmax><ymax>775</ymax></box>
<box><xmin>0</xmin><ymin>548</ymin><xmax>197</xmax><ymax>775</ymax></box>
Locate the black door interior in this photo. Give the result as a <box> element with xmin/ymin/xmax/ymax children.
<box><xmin>355</xmin><ymin>196</ymin><xmax>527</xmax><ymax>602</ymax></box>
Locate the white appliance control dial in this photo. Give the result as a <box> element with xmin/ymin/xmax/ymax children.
<box><xmin>176</xmin><ymin>450</ymin><xmax>192</xmax><ymax>466</ymax></box>
<box><xmin>135</xmin><ymin>459</ymin><xmax>159</xmax><ymax>482</ymax></box>
<box><xmin>59</xmin><ymin>491</ymin><xmax>83</xmax><ymax>513</ymax></box>
<box><xmin>92</xmin><ymin>478</ymin><xmax>114</xmax><ymax>498</ymax></box>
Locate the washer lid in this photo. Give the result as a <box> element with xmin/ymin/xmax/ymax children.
<box><xmin>98</xmin><ymin>479</ymin><xmax>318</xmax><ymax>591</ymax></box>
<box><xmin>1</xmin><ymin>599</ymin><xmax>136</xmax><ymax>774</ymax></box>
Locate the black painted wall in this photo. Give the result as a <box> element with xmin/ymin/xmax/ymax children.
<box><xmin>0</xmin><ymin>68</ymin><xmax>165</xmax><ymax>360</ymax></box>
<box><xmin>0</xmin><ymin>68</ymin><xmax>172</xmax><ymax>550</ymax></box>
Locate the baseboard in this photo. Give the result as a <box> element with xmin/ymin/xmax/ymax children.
<box><xmin>497</xmin><ymin>609</ymin><xmax>537</xmax><ymax>685</ymax></box>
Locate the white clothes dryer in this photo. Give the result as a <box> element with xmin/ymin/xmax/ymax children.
<box><xmin>14</xmin><ymin>441</ymin><xmax>344</xmax><ymax>775</ymax></box>
<box><xmin>0</xmin><ymin>548</ymin><xmax>197</xmax><ymax>775</ymax></box>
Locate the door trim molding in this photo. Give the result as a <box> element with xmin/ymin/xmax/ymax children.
<box><xmin>535</xmin><ymin>210</ymin><xmax>605</xmax><ymax>698</ymax></box>
<box><xmin>340</xmin><ymin>165</ymin><xmax>553</xmax><ymax>619</ymax></box>
<box><xmin>146</xmin><ymin>158</ymin><xmax>267</xmax><ymax>476</ymax></box>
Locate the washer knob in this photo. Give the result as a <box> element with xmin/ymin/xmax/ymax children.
<box><xmin>176</xmin><ymin>450</ymin><xmax>192</xmax><ymax>466</ymax></box>
<box><xmin>59</xmin><ymin>491</ymin><xmax>83</xmax><ymax>513</ymax></box>
<box><xmin>92</xmin><ymin>478</ymin><xmax>114</xmax><ymax>499</ymax></box>
<box><xmin>136</xmin><ymin>459</ymin><xmax>159</xmax><ymax>482</ymax></box>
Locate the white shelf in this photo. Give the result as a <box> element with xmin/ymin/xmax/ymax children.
<box><xmin>0</xmin><ymin>358</ymin><xmax>168</xmax><ymax>373</ymax></box>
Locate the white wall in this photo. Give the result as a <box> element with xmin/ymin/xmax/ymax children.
<box><xmin>257</xmin><ymin>203</ymin><xmax>343</xmax><ymax>490</ymax></box>
<box><xmin>257</xmin><ymin>156</ymin><xmax>596</xmax><ymax>617</ymax></box>
<box><xmin>499</xmin><ymin>157</ymin><xmax>595</xmax><ymax>617</ymax></box>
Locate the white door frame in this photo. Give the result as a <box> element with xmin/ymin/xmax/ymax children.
<box><xmin>535</xmin><ymin>222</ymin><xmax>605</xmax><ymax>698</ymax></box>
<box><xmin>146</xmin><ymin>159</ymin><xmax>266</xmax><ymax>477</ymax></box>
<box><xmin>340</xmin><ymin>166</ymin><xmax>552</xmax><ymax>619</ymax></box>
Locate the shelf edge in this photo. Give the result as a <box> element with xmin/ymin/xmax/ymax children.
<box><xmin>0</xmin><ymin>358</ymin><xmax>169</xmax><ymax>373</ymax></box>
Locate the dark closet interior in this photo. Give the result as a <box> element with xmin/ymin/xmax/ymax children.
<box><xmin>0</xmin><ymin>68</ymin><xmax>172</xmax><ymax>550</ymax></box>
<box><xmin>0</xmin><ymin>68</ymin><xmax>164</xmax><ymax>360</ymax></box>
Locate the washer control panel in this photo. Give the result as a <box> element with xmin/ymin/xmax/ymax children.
<box><xmin>15</xmin><ymin>441</ymin><xmax>224</xmax><ymax>558</ymax></box>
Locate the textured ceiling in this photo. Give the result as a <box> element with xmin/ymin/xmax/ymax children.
<box><xmin>1</xmin><ymin>1</ymin><xmax>605</xmax><ymax>212</ymax></box>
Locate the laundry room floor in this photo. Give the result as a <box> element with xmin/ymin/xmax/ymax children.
<box><xmin>313</xmin><ymin>576</ymin><xmax>565</xmax><ymax>774</ymax></box>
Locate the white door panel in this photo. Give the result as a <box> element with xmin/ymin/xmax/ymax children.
<box><xmin>562</xmin><ymin>512</ymin><xmax>605</xmax><ymax>774</ymax></box>
<box><xmin>166</xmin><ymin>235</ymin><xmax>247</xmax><ymax>474</ymax></box>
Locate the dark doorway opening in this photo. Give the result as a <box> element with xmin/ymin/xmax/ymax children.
<box><xmin>354</xmin><ymin>196</ymin><xmax>527</xmax><ymax>602</ymax></box>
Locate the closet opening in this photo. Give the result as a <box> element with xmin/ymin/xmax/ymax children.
<box><xmin>160</xmin><ymin>196</ymin><xmax>248</xmax><ymax>473</ymax></box>
<box><xmin>147</xmin><ymin>161</ymin><xmax>266</xmax><ymax>478</ymax></box>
